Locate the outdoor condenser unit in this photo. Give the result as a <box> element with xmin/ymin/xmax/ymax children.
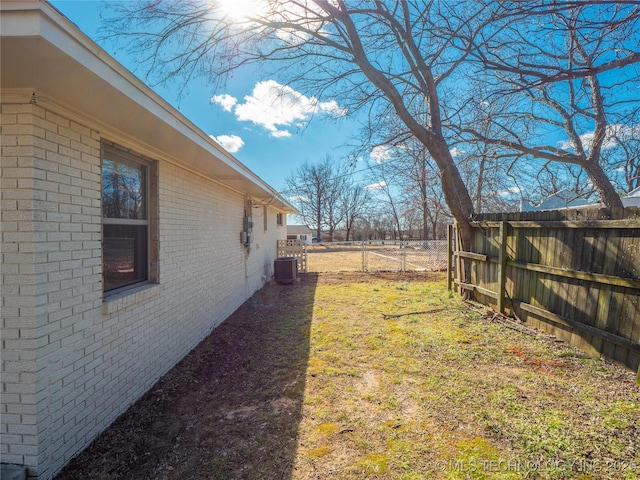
<box><xmin>274</xmin><ymin>257</ymin><xmax>297</xmax><ymax>284</ymax></box>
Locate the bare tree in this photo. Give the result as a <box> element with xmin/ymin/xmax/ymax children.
<box><xmin>405</xmin><ymin>148</ymin><xmax>439</xmax><ymax>239</ymax></box>
<box><xmin>603</xmin><ymin>124</ymin><xmax>640</xmax><ymax>192</ymax></box>
<box><xmin>398</xmin><ymin>143</ymin><xmax>456</xmax><ymax>239</ymax></box>
<box><xmin>341</xmin><ymin>184</ymin><xmax>371</xmax><ymax>241</ymax></box>
<box><xmin>324</xmin><ymin>162</ymin><xmax>352</xmax><ymax>242</ymax></box>
<box><xmin>449</xmin><ymin>92</ymin><xmax>525</xmax><ymax>213</ymax></box>
<box><xmin>368</xmin><ymin>140</ymin><xmax>452</xmax><ymax>239</ymax></box>
<box><xmin>364</xmin><ymin>164</ymin><xmax>407</xmax><ymax>240</ymax></box>
<box><xmin>285</xmin><ymin>156</ymin><xmax>350</xmax><ymax>241</ymax></box>
<box><xmin>462</xmin><ymin>1</ymin><xmax>640</xmax><ymax>208</ymax></box>
<box><xmin>365</xmin><ymin>208</ymin><xmax>396</xmax><ymax>241</ymax></box>
<box><xmin>102</xmin><ymin>0</ymin><xmax>484</xmax><ymax>256</ymax></box>
<box><xmin>285</xmin><ymin>158</ymin><xmax>331</xmax><ymax>240</ymax></box>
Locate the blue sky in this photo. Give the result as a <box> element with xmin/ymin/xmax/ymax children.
<box><xmin>50</xmin><ymin>0</ymin><xmax>364</xmax><ymax>193</ymax></box>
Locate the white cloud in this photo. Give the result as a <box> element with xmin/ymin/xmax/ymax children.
<box><xmin>210</xmin><ymin>93</ymin><xmax>238</xmax><ymax>112</ymax></box>
<box><xmin>557</xmin><ymin>124</ymin><xmax>640</xmax><ymax>152</ymax></box>
<box><xmin>271</xmin><ymin>130</ymin><xmax>292</xmax><ymax>138</ymax></box>
<box><xmin>496</xmin><ymin>186</ymin><xmax>522</xmax><ymax>197</ymax></box>
<box><xmin>449</xmin><ymin>147</ymin><xmax>464</xmax><ymax>158</ymax></box>
<box><xmin>365</xmin><ymin>180</ymin><xmax>387</xmax><ymax>190</ymax></box>
<box><xmin>289</xmin><ymin>194</ymin><xmax>308</xmax><ymax>202</ymax></box>
<box><xmin>212</xmin><ymin>80</ymin><xmax>346</xmax><ymax>138</ymax></box>
<box><xmin>370</xmin><ymin>145</ymin><xmax>391</xmax><ymax>163</ymax></box>
<box><xmin>318</xmin><ymin>99</ymin><xmax>348</xmax><ymax>118</ymax></box>
<box><xmin>210</xmin><ymin>134</ymin><xmax>245</xmax><ymax>153</ymax></box>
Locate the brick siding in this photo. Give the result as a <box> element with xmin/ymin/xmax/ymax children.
<box><xmin>1</xmin><ymin>100</ymin><xmax>286</xmax><ymax>479</ymax></box>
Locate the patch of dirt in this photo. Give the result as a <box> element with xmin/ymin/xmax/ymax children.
<box><xmin>359</xmin><ymin>370</ymin><xmax>380</xmax><ymax>393</ymax></box>
<box><xmin>56</xmin><ymin>274</ymin><xmax>320</xmax><ymax>480</ymax></box>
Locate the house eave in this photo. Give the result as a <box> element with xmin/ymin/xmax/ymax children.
<box><xmin>0</xmin><ymin>0</ymin><xmax>298</xmax><ymax>214</ymax></box>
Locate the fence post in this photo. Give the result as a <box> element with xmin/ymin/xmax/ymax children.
<box><xmin>302</xmin><ymin>243</ymin><xmax>308</xmax><ymax>274</ymax></box>
<box><xmin>447</xmin><ymin>225</ymin><xmax>453</xmax><ymax>291</ymax></box>
<box><xmin>401</xmin><ymin>241</ymin><xmax>406</xmax><ymax>272</ymax></box>
<box><xmin>497</xmin><ymin>221</ymin><xmax>508</xmax><ymax>314</ymax></box>
<box><xmin>454</xmin><ymin>223</ymin><xmax>464</xmax><ymax>296</ymax></box>
<box><xmin>361</xmin><ymin>241</ymin><xmax>365</xmax><ymax>272</ymax></box>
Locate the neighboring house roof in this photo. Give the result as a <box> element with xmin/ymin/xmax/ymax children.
<box><xmin>287</xmin><ymin>225</ymin><xmax>314</xmax><ymax>235</ymax></box>
<box><xmin>627</xmin><ymin>186</ymin><xmax>640</xmax><ymax>198</ymax></box>
<box><xmin>521</xmin><ymin>187</ymin><xmax>640</xmax><ymax>211</ymax></box>
<box><xmin>623</xmin><ymin>186</ymin><xmax>640</xmax><ymax>207</ymax></box>
<box><xmin>0</xmin><ymin>0</ymin><xmax>297</xmax><ymax>214</ymax></box>
<box><xmin>520</xmin><ymin>189</ymin><xmax>591</xmax><ymax>212</ymax></box>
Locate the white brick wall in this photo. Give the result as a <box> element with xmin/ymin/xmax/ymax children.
<box><xmin>1</xmin><ymin>100</ymin><xmax>287</xmax><ymax>479</ymax></box>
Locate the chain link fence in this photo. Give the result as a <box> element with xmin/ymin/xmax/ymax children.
<box><xmin>306</xmin><ymin>240</ymin><xmax>448</xmax><ymax>273</ymax></box>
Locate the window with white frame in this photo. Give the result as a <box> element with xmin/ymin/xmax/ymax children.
<box><xmin>102</xmin><ymin>143</ymin><xmax>157</xmax><ymax>293</ymax></box>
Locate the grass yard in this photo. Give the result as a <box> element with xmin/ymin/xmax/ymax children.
<box><xmin>56</xmin><ymin>273</ymin><xmax>639</xmax><ymax>480</ymax></box>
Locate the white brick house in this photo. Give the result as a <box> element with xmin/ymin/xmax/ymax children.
<box><xmin>0</xmin><ymin>2</ymin><xmax>296</xmax><ymax>478</ymax></box>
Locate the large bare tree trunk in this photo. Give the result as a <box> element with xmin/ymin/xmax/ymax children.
<box><xmin>583</xmin><ymin>162</ymin><xmax>624</xmax><ymax>209</ymax></box>
<box><xmin>327</xmin><ymin>2</ymin><xmax>475</xmax><ymax>248</ymax></box>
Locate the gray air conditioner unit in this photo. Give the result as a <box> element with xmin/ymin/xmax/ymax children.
<box><xmin>274</xmin><ymin>257</ymin><xmax>297</xmax><ymax>284</ymax></box>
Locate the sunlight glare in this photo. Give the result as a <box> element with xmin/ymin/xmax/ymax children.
<box><xmin>214</xmin><ymin>0</ymin><xmax>268</xmax><ymax>21</ymax></box>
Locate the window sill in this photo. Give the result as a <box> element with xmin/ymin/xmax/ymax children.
<box><xmin>102</xmin><ymin>283</ymin><xmax>161</xmax><ymax>315</ymax></box>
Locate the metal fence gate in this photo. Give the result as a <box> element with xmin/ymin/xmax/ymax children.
<box><xmin>363</xmin><ymin>240</ymin><xmax>448</xmax><ymax>272</ymax></box>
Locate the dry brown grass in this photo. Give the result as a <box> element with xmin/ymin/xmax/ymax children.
<box><xmin>307</xmin><ymin>244</ymin><xmax>364</xmax><ymax>271</ymax></box>
<box><xmin>56</xmin><ymin>272</ymin><xmax>639</xmax><ymax>480</ymax></box>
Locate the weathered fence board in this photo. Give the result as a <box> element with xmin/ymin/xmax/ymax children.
<box><xmin>450</xmin><ymin>207</ymin><xmax>640</xmax><ymax>377</ymax></box>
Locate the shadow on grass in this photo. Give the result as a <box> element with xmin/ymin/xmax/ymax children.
<box><xmin>56</xmin><ymin>274</ymin><xmax>318</xmax><ymax>480</ymax></box>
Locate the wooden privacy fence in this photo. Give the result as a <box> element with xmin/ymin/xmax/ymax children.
<box><xmin>448</xmin><ymin>207</ymin><xmax>640</xmax><ymax>381</ymax></box>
